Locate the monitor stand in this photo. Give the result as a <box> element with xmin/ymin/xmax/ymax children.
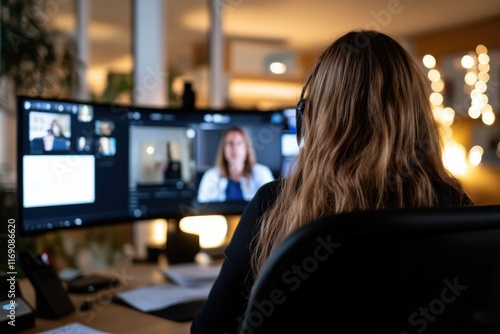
<box><xmin>131</xmin><ymin>218</ymin><xmax>200</xmax><ymax>265</ymax></box>
<box><xmin>164</xmin><ymin>222</ymin><xmax>200</xmax><ymax>265</ymax></box>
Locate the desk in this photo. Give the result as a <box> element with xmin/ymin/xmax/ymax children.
<box><xmin>17</xmin><ymin>260</ymin><xmax>192</xmax><ymax>334</ymax></box>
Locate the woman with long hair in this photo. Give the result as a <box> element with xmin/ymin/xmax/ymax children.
<box><xmin>197</xmin><ymin>126</ymin><xmax>274</xmax><ymax>203</ymax></box>
<box><xmin>191</xmin><ymin>29</ymin><xmax>473</xmax><ymax>333</ymax></box>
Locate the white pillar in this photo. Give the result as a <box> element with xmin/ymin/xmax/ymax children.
<box><xmin>208</xmin><ymin>0</ymin><xmax>225</xmax><ymax>109</ymax></box>
<box><xmin>132</xmin><ymin>0</ymin><xmax>167</xmax><ymax>260</ymax></box>
<box><xmin>75</xmin><ymin>0</ymin><xmax>90</xmax><ymax>100</ymax></box>
<box><xmin>132</xmin><ymin>0</ymin><xmax>167</xmax><ymax>107</ymax></box>
<box><xmin>0</xmin><ymin>79</ymin><xmax>16</xmax><ymax>188</ymax></box>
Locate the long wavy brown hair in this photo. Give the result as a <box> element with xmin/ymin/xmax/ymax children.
<box><xmin>251</xmin><ymin>30</ymin><xmax>469</xmax><ymax>279</ymax></box>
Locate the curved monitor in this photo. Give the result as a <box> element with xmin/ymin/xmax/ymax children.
<box><xmin>17</xmin><ymin>96</ymin><xmax>292</xmax><ymax>236</ymax></box>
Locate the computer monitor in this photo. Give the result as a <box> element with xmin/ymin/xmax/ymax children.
<box><xmin>17</xmin><ymin>96</ymin><xmax>288</xmax><ymax>236</ymax></box>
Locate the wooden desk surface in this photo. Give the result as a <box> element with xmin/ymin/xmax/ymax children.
<box><xmin>17</xmin><ymin>259</ymin><xmax>192</xmax><ymax>334</ymax></box>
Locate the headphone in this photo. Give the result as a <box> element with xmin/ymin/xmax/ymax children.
<box><xmin>295</xmin><ymin>75</ymin><xmax>312</xmax><ymax>145</ymax></box>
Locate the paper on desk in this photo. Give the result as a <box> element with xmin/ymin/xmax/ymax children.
<box><xmin>161</xmin><ymin>262</ymin><xmax>222</xmax><ymax>286</ymax></box>
<box><xmin>37</xmin><ymin>322</ymin><xmax>111</xmax><ymax>334</ymax></box>
<box><xmin>116</xmin><ymin>282</ymin><xmax>213</xmax><ymax>312</ymax></box>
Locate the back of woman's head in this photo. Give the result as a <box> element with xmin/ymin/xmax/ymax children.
<box><xmin>251</xmin><ymin>29</ymin><xmax>467</xmax><ymax>280</ymax></box>
<box><xmin>296</xmin><ymin>29</ymin><xmax>451</xmax><ymax>211</ymax></box>
<box><xmin>303</xmin><ymin>30</ymin><xmax>436</xmax><ymax>170</ymax></box>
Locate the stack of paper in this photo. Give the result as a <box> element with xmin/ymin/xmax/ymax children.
<box><xmin>161</xmin><ymin>262</ymin><xmax>222</xmax><ymax>286</ymax></box>
<box><xmin>38</xmin><ymin>323</ymin><xmax>111</xmax><ymax>334</ymax></box>
<box><xmin>114</xmin><ymin>263</ymin><xmax>222</xmax><ymax>313</ymax></box>
<box><xmin>116</xmin><ymin>282</ymin><xmax>213</xmax><ymax>312</ymax></box>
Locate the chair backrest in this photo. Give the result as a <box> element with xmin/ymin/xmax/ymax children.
<box><xmin>240</xmin><ymin>205</ymin><xmax>500</xmax><ymax>334</ymax></box>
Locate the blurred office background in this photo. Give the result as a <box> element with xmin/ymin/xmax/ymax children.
<box><xmin>1</xmin><ymin>0</ymin><xmax>500</xmax><ymax>270</ymax></box>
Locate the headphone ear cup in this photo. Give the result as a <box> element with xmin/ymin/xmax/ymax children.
<box><xmin>296</xmin><ymin>75</ymin><xmax>311</xmax><ymax>146</ymax></box>
<box><xmin>296</xmin><ymin>98</ymin><xmax>305</xmax><ymax>145</ymax></box>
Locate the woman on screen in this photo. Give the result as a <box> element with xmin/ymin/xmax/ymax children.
<box><xmin>196</xmin><ymin>126</ymin><xmax>274</xmax><ymax>203</ymax></box>
<box><xmin>42</xmin><ymin>119</ymin><xmax>70</xmax><ymax>152</ymax></box>
<box><xmin>47</xmin><ymin>120</ymin><xmax>65</xmax><ymax>137</ymax></box>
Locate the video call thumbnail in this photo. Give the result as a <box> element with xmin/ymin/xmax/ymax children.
<box><xmin>29</xmin><ymin>111</ymin><xmax>72</xmax><ymax>153</ymax></box>
<box><xmin>129</xmin><ymin>125</ymin><xmax>195</xmax><ymax>187</ymax></box>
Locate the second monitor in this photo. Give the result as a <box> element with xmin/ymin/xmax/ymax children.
<box><xmin>131</xmin><ymin>109</ymin><xmax>286</xmax><ymax>217</ymax></box>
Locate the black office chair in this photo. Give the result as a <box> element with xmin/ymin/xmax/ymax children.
<box><xmin>240</xmin><ymin>205</ymin><xmax>500</xmax><ymax>334</ymax></box>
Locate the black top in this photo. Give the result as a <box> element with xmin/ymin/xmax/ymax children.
<box><xmin>190</xmin><ymin>179</ymin><xmax>473</xmax><ymax>334</ymax></box>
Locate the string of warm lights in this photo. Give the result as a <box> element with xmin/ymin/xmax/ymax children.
<box><xmin>465</xmin><ymin>45</ymin><xmax>494</xmax><ymax>124</ymax></box>
<box><xmin>422</xmin><ymin>54</ymin><xmax>466</xmax><ymax>175</ymax></box>
<box><xmin>422</xmin><ymin>44</ymin><xmax>494</xmax><ymax>174</ymax></box>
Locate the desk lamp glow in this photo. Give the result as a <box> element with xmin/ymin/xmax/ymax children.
<box><xmin>179</xmin><ymin>215</ymin><xmax>228</xmax><ymax>248</ymax></box>
<box><xmin>149</xmin><ymin>219</ymin><xmax>168</xmax><ymax>247</ymax></box>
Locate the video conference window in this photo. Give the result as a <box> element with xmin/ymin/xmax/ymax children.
<box><xmin>24</xmin><ymin>107</ymin><xmax>97</xmax><ymax>209</ymax></box>
<box><xmin>97</xmin><ymin>137</ymin><xmax>116</xmax><ymax>156</ymax></box>
<box><xmin>196</xmin><ymin>124</ymin><xmax>281</xmax><ymax>204</ymax></box>
<box><xmin>78</xmin><ymin>104</ymin><xmax>94</xmax><ymax>122</ymax></box>
<box><xmin>23</xmin><ymin>155</ymin><xmax>96</xmax><ymax>208</ymax></box>
<box><xmin>281</xmin><ymin>133</ymin><xmax>299</xmax><ymax>177</ymax></box>
<box><xmin>128</xmin><ymin>124</ymin><xmax>197</xmax><ymax>218</ymax></box>
<box><xmin>129</xmin><ymin>126</ymin><xmax>195</xmax><ymax>187</ymax></box>
<box><xmin>29</xmin><ymin>111</ymin><xmax>71</xmax><ymax>153</ymax></box>
<box><xmin>282</xmin><ymin>107</ymin><xmax>297</xmax><ymax>134</ymax></box>
<box><xmin>77</xmin><ymin>136</ymin><xmax>92</xmax><ymax>152</ymax></box>
<box><xmin>280</xmin><ymin>108</ymin><xmax>300</xmax><ymax>177</ymax></box>
<box><xmin>95</xmin><ymin>119</ymin><xmax>115</xmax><ymax>136</ymax></box>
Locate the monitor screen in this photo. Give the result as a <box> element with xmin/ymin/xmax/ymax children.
<box><xmin>17</xmin><ymin>96</ymin><xmax>289</xmax><ymax>235</ymax></box>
